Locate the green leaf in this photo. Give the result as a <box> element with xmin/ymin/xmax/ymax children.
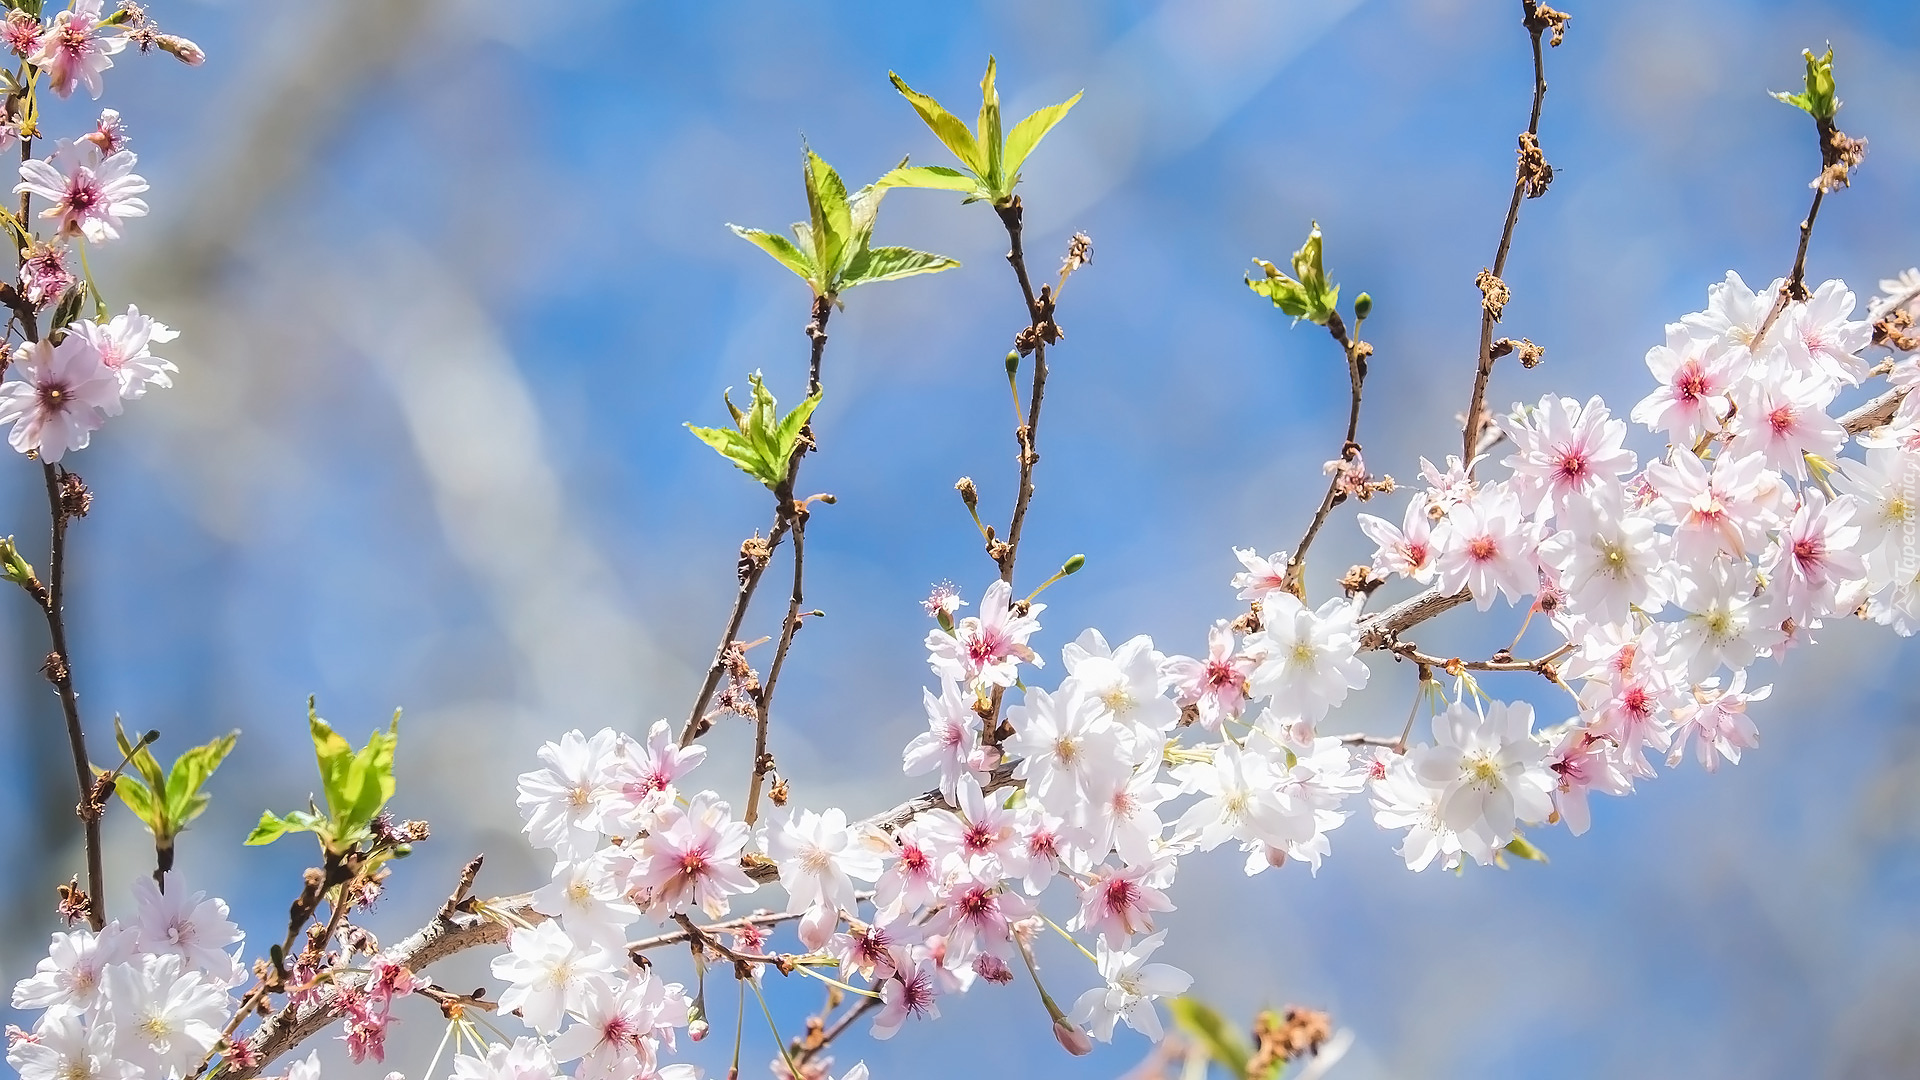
<box><xmin>726</xmin><ymin>225</ymin><xmax>816</xmax><ymax>286</ymax></box>
<box><xmin>842</xmin><ymin>246</ymin><xmax>962</xmax><ymax>288</ymax></box>
<box><xmin>1003</xmin><ymin>91</ymin><xmax>1082</xmax><ymax>182</ymax></box>
<box><xmin>802</xmin><ymin>150</ymin><xmax>854</xmax><ymax>281</ymax></box>
<box><xmin>888</xmin><ymin>71</ymin><xmax>985</xmax><ymax>174</ymax></box>
<box><xmin>244</xmin><ymin>808</ymin><xmax>328</xmax><ymax>847</ymax></box>
<box><xmin>1504</xmin><ymin>834</ymin><xmax>1549</xmax><ymax>863</ymax></box>
<box><xmin>163</xmin><ymin>730</ymin><xmax>238</xmax><ymax>829</ymax></box>
<box><xmin>114</xmin><ymin>774</ymin><xmax>161</xmax><ymax>835</ymax></box>
<box><xmin>686</xmin><ymin>372</ymin><xmax>823</xmax><ymax>490</ymax></box>
<box><xmin>1169</xmin><ymin>997</ymin><xmax>1252</xmax><ymax>1077</ymax></box>
<box><xmin>308</xmin><ymin>698</ymin><xmax>356</xmax><ymax>821</ymax></box>
<box><xmin>872</xmin><ymin>164</ymin><xmax>984</xmax><ymax>197</ymax></box>
<box><xmin>114</xmin><ymin>716</ymin><xmax>166</xmax><ymax>796</ymax></box>
<box><xmin>335</xmin><ymin>711</ymin><xmax>400</xmax><ymax>836</ymax></box>
<box><xmin>977</xmin><ymin>56</ymin><xmax>1004</xmax><ymax>199</ymax></box>
<box><xmin>1772</xmin><ymin>47</ymin><xmax>1837</xmax><ymax>119</ymax></box>
<box><xmin>1247</xmin><ymin>223</ymin><xmax>1340</xmax><ymax>326</ymax></box>
<box><xmin>49</xmin><ymin>284</ymin><xmax>83</xmax><ymax>335</ymax></box>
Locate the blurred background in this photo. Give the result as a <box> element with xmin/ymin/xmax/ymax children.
<box><xmin>2</xmin><ymin>0</ymin><xmax>1918</xmax><ymax>1077</ymax></box>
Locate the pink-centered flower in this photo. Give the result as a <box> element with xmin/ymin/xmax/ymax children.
<box><xmin>17</xmin><ymin>144</ymin><xmax>148</xmax><ymax>243</ymax></box>
<box><xmin>1501</xmin><ymin>395</ymin><xmax>1637</xmax><ymax>518</ymax></box>
<box><xmin>29</xmin><ymin>1</ymin><xmax>126</xmax><ymax>100</ymax></box>
<box><xmin>68</xmin><ymin>305</ymin><xmax>178</xmax><ymax>399</ymax></box>
<box><xmin>0</xmin><ymin>335</ymin><xmax>123</xmax><ymax>463</ymax></box>
<box><xmin>925</xmin><ymin>579</ymin><xmax>1043</xmax><ymax>690</ymax></box>
<box><xmin>631</xmin><ymin>791</ymin><xmax>754</xmax><ymax>920</ymax></box>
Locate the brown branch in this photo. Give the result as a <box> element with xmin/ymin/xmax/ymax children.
<box><xmin>1463</xmin><ymin>0</ymin><xmax>1558</xmax><ymax>466</ymax></box>
<box><xmin>1287</xmin><ymin>310</ymin><xmax>1371</xmax><ymax>594</ymax></box>
<box><xmin>744</xmin><ymin>505</ymin><xmax>805</xmax><ymax>827</ymax></box>
<box><xmin>1388</xmin><ymin>640</ymin><xmax>1572</xmax><ymax>676</ymax></box>
<box><xmin>1752</xmin><ymin>114</ymin><xmax>1854</xmax><ymax>350</ymax></box>
<box><xmin>680</xmin><ymin>295</ymin><xmax>833</xmax><ymax>747</ymax></box>
<box><xmin>993</xmin><ymin>197</ymin><xmax>1053</xmax><ymax>587</ymax></box>
<box><xmin>1839</xmin><ymin>387</ymin><xmax>1905</xmax><ymax>435</ymax></box>
<box><xmin>11</xmin><ymin>123</ymin><xmax>107</xmax><ymax>930</ymax></box>
<box><xmin>39</xmin><ymin>463</ymin><xmax>104</xmax><ymax>930</ymax></box>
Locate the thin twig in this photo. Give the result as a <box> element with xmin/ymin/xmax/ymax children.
<box><xmin>1388</xmin><ymin>640</ymin><xmax>1573</xmax><ymax>676</ymax></box>
<box><xmin>1288</xmin><ymin>309</ymin><xmax>1370</xmax><ymax>592</ymax></box>
<box><xmin>994</xmin><ymin>197</ymin><xmax>1051</xmax><ymax>587</ymax></box>
<box><xmin>17</xmin><ymin>116</ymin><xmax>107</xmax><ymax>930</ymax></box>
<box><xmin>745</xmin><ymin>505</ymin><xmax>805</xmax><ymax>826</ymax></box>
<box><xmin>680</xmin><ymin>295</ymin><xmax>833</xmax><ymax>747</ymax></box>
<box><xmin>1463</xmin><ymin>0</ymin><xmax>1556</xmax><ymax>466</ymax></box>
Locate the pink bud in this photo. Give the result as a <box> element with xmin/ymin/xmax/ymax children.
<box><xmin>158</xmin><ymin>34</ymin><xmax>204</xmax><ymax>65</ymax></box>
<box><xmin>1053</xmin><ymin>1018</ymin><xmax>1094</xmax><ymax>1056</ymax></box>
<box><xmin>688</xmin><ymin>1018</ymin><xmax>709</xmax><ymax>1042</ymax></box>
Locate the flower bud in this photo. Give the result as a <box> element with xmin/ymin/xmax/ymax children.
<box><xmin>1053</xmin><ymin>1018</ymin><xmax>1094</xmax><ymax>1056</ymax></box>
<box><xmin>1060</xmin><ymin>554</ymin><xmax>1085</xmax><ymax>576</ymax></box>
<box><xmin>1005</xmin><ymin>350</ymin><xmax>1020</xmax><ymax>377</ymax></box>
<box><xmin>158</xmin><ymin>34</ymin><xmax>206</xmax><ymax>66</ymax></box>
<box><xmin>688</xmin><ymin>1018</ymin><xmax>709</xmax><ymax>1042</ymax></box>
<box><xmin>1354</xmin><ymin>292</ymin><xmax>1372</xmax><ymax>320</ymax></box>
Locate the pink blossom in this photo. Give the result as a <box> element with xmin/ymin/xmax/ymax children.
<box><xmin>870</xmin><ymin>956</ymin><xmax>941</xmax><ymax>1040</ymax></box>
<box><xmin>1767</xmin><ymin>487</ymin><xmax>1866</xmax><ymax>621</ymax></box>
<box><xmin>630</xmin><ymin>791</ymin><xmax>754</xmax><ymax>919</ymax></box>
<box><xmin>1668</xmin><ymin>671</ymin><xmax>1770</xmax><ymax>772</ymax></box>
<box><xmin>1073</xmin><ymin>861</ymin><xmax>1174</xmax><ymax>944</ymax></box>
<box><xmin>1500</xmin><ymin>394</ymin><xmax>1637</xmax><ymax>517</ymax></box>
<box><xmin>16</xmin><ymin>144</ymin><xmax>149</xmax><ymax>242</ymax></box>
<box><xmin>1356</xmin><ymin>495</ymin><xmax>1437</xmax><ymax>583</ymax></box>
<box><xmin>68</xmin><ymin>304</ymin><xmax>178</xmax><ymax>399</ymax></box>
<box><xmin>1632</xmin><ymin>326</ymin><xmax>1737</xmax><ymax>443</ymax></box>
<box><xmin>29</xmin><ymin>1</ymin><xmax>126</xmax><ymax>99</ymax></box>
<box><xmin>925</xmin><ymin>579</ymin><xmax>1043</xmax><ymax>690</ymax></box>
<box><xmin>1161</xmin><ymin>622</ymin><xmax>1254</xmax><ymax>730</ymax></box>
<box><xmin>18</xmin><ymin>243</ymin><xmax>74</xmax><ymax>306</ymax></box>
<box><xmin>0</xmin><ymin>335</ymin><xmax>123</xmax><ymax>463</ymax></box>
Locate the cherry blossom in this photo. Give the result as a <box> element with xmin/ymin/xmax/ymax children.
<box><xmin>16</xmin><ymin>145</ymin><xmax>148</xmax><ymax>243</ymax></box>
<box><xmin>29</xmin><ymin>0</ymin><xmax>126</xmax><ymax>100</ymax></box>
<box><xmin>0</xmin><ymin>335</ymin><xmax>124</xmax><ymax>463</ymax></box>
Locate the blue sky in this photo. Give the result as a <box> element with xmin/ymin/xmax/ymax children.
<box><xmin>3</xmin><ymin>1</ymin><xmax>1919</xmax><ymax>1077</ymax></box>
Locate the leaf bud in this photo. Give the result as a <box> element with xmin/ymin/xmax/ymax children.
<box><xmin>0</xmin><ymin>535</ymin><xmax>35</xmax><ymax>588</ymax></box>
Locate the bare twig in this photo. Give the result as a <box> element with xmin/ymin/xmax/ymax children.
<box><xmin>681</xmin><ymin>295</ymin><xmax>833</xmax><ymax>747</ymax></box>
<box><xmin>1288</xmin><ymin>310</ymin><xmax>1371</xmax><ymax>593</ymax></box>
<box><xmin>1463</xmin><ymin>0</ymin><xmax>1559</xmax><ymax>466</ymax></box>
<box><xmin>993</xmin><ymin>197</ymin><xmax>1053</xmax><ymax>587</ymax></box>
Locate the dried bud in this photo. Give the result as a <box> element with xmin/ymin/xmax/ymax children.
<box><xmin>1061</xmin><ymin>231</ymin><xmax>1093</xmax><ymax>275</ymax></box>
<box><xmin>955</xmin><ymin>476</ymin><xmax>979</xmax><ymax>511</ymax></box>
<box><xmin>1476</xmin><ymin>268</ymin><xmax>1510</xmax><ymax>321</ymax></box>
<box><xmin>55</xmin><ymin>877</ymin><xmax>91</xmax><ymax>927</ymax></box>
<box><xmin>1516</xmin><ymin>131</ymin><xmax>1553</xmax><ymax>198</ymax></box>
<box><xmin>58</xmin><ymin>472</ymin><xmax>91</xmax><ymax>519</ymax></box>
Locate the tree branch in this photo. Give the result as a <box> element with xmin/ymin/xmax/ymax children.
<box><xmin>681</xmin><ymin>295</ymin><xmax>833</xmax><ymax>747</ymax></box>
<box><xmin>1463</xmin><ymin>0</ymin><xmax>1558</xmax><ymax>466</ymax></box>
<box><xmin>1287</xmin><ymin>309</ymin><xmax>1371</xmax><ymax>593</ymax></box>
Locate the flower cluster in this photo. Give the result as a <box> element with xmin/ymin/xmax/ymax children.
<box><xmin>0</xmin><ymin>0</ymin><xmax>195</xmax><ymax>465</ymax></box>
<box><xmin>480</xmin><ymin>267</ymin><xmax>1920</xmax><ymax>1078</ymax></box>
<box><xmin>8</xmin><ymin>874</ymin><xmax>246</xmax><ymax>1080</ymax></box>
